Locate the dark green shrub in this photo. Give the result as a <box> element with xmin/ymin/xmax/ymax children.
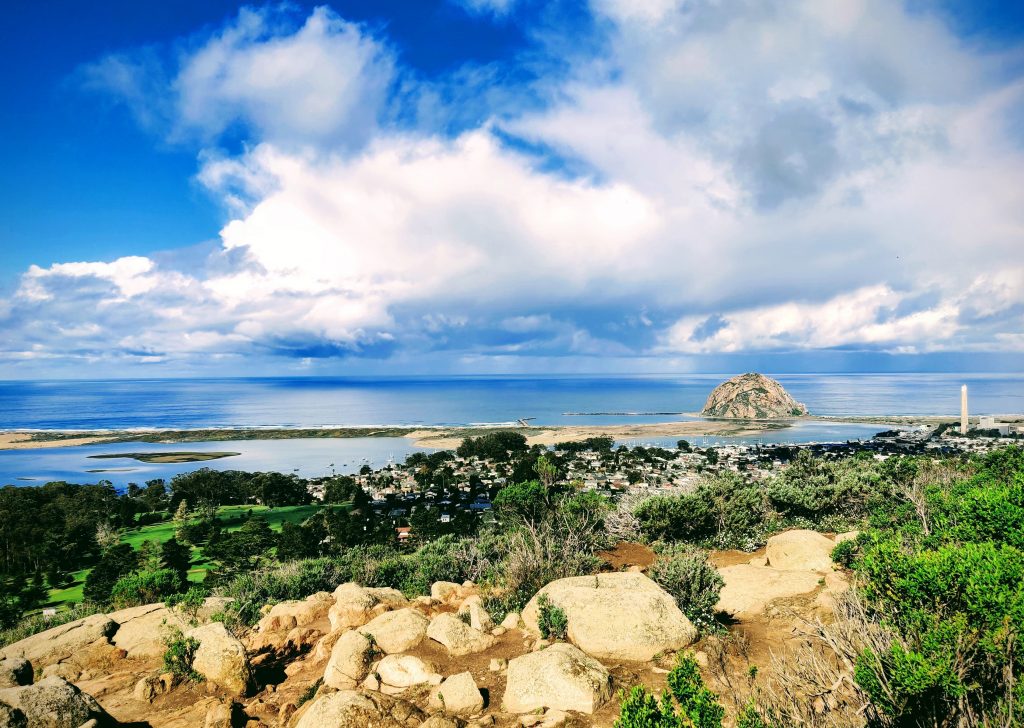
<box><xmin>614</xmin><ymin>653</ymin><xmax>724</xmax><ymax>728</ymax></box>
<box><xmin>162</xmin><ymin>628</ymin><xmax>202</xmax><ymax>682</ymax></box>
<box><xmin>110</xmin><ymin>569</ymin><xmax>185</xmax><ymax>608</ymax></box>
<box><xmin>647</xmin><ymin>546</ymin><xmax>724</xmax><ymax>633</ymax></box>
<box><xmin>537</xmin><ymin>594</ymin><xmax>567</xmax><ymax>640</ymax></box>
<box><xmin>165</xmin><ymin>585</ymin><xmax>209</xmax><ymax>625</ymax></box>
<box><xmin>830</xmin><ymin>539</ymin><xmax>857</xmax><ymax>568</ymax></box>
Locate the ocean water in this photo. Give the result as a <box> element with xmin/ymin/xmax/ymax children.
<box><xmin>1</xmin><ymin>374</ymin><xmax>1021</xmax><ymax>487</ymax></box>
<box><xmin>0</xmin><ymin>373</ymin><xmax>1020</xmax><ymax>430</ymax></box>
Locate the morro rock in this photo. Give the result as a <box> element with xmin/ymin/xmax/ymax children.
<box><xmin>701</xmin><ymin>373</ymin><xmax>808</xmax><ymax>419</ymax></box>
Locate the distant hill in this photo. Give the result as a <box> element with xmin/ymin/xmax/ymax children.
<box><xmin>701</xmin><ymin>373</ymin><xmax>809</xmax><ymax>419</ymax></box>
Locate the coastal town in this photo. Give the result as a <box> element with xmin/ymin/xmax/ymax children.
<box><xmin>305</xmin><ymin>416</ymin><xmax>1023</xmax><ymax>539</ymax></box>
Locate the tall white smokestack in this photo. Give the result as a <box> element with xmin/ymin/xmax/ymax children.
<box><xmin>960</xmin><ymin>384</ymin><xmax>968</xmax><ymax>435</ymax></box>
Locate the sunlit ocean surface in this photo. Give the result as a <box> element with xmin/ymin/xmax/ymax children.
<box><xmin>1</xmin><ymin>374</ymin><xmax>1020</xmax><ymax>487</ymax></box>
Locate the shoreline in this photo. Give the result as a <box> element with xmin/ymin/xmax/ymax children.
<box><xmin>0</xmin><ymin>414</ymin><xmax>974</xmax><ymax>451</ymax></box>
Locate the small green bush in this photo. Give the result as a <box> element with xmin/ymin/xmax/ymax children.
<box><xmin>162</xmin><ymin>627</ymin><xmax>202</xmax><ymax>682</ymax></box>
<box><xmin>647</xmin><ymin>546</ymin><xmax>724</xmax><ymax>633</ymax></box>
<box><xmin>111</xmin><ymin>569</ymin><xmax>184</xmax><ymax>608</ymax></box>
<box><xmin>537</xmin><ymin>594</ymin><xmax>568</xmax><ymax>640</ymax></box>
<box><xmin>830</xmin><ymin>539</ymin><xmax>857</xmax><ymax>568</ymax></box>
<box><xmin>165</xmin><ymin>585</ymin><xmax>209</xmax><ymax>625</ymax></box>
<box><xmin>614</xmin><ymin>653</ymin><xmax>724</xmax><ymax>728</ymax></box>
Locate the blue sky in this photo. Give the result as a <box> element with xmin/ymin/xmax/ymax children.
<box><xmin>1</xmin><ymin>0</ymin><xmax>1022</xmax><ymax>377</ymax></box>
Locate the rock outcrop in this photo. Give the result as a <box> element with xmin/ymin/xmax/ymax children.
<box><xmin>186</xmin><ymin>623</ymin><xmax>254</xmax><ymax>697</ymax></box>
<box><xmin>0</xmin><ymin>675</ymin><xmax>109</xmax><ymax>728</ymax></box>
<box><xmin>503</xmin><ymin>643</ymin><xmax>612</xmax><ymax>714</ymax></box>
<box><xmin>701</xmin><ymin>372</ymin><xmax>808</xmax><ymax>419</ymax></box>
<box><xmin>0</xmin><ymin>658</ymin><xmax>32</xmax><ymax>689</ymax></box>
<box><xmin>426</xmin><ymin>614</ymin><xmax>495</xmax><ymax>657</ymax></box>
<box><xmin>765</xmin><ymin>529</ymin><xmax>836</xmax><ymax>572</ymax></box>
<box><xmin>324</xmin><ymin>630</ymin><xmax>376</xmax><ymax>690</ymax></box>
<box><xmin>521</xmin><ymin>572</ymin><xmax>697</xmax><ymax>661</ymax></box>
<box><xmin>0</xmin><ymin>614</ymin><xmax>116</xmax><ymax>666</ymax></box>
<box><xmin>360</xmin><ymin>608</ymin><xmax>429</xmax><ymax>654</ymax></box>
<box><xmin>293</xmin><ymin>689</ymin><xmax>423</xmax><ymax>728</ymax></box>
<box><xmin>429</xmin><ymin>671</ymin><xmax>483</xmax><ymax>716</ymax></box>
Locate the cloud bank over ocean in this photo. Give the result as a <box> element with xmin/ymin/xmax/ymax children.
<box><xmin>3</xmin><ymin>1</ymin><xmax>1023</xmax><ymax>375</ymax></box>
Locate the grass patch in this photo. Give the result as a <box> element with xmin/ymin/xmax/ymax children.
<box><xmin>44</xmin><ymin>504</ymin><xmax>329</xmax><ymax>610</ymax></box>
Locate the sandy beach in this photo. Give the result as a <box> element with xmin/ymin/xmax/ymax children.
<box><xmin>407</xmin><ymin>420</ymin><xmax>785</xmax><ymax>449</ymax></box>
<box><xmin>0</xmin><ymin>432</ymin><xmax>115</xmax><ymax>450</ymax></box>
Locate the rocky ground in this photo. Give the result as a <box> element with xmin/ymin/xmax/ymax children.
<box><xmin>0</xmin><ymin>530</ymin><xmax>853</xmax><ymax>728</ymax></box>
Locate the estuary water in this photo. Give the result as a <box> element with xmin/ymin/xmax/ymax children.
<box><xmin>1</xmin><ymin>374</ymin><xmax>1021</xmax><ymax>487</ymax></box>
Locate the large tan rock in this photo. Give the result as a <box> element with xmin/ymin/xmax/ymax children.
<box><xmin>323</xmin><ymin>630</ymin><xmax>375</xmax><ymax>690</ymax></box>
<box><xmin>375</xmin><ymin>654</ymin><xmax>441</xmax><ymax>690</ymax></box>
<box><xmin>110</xmin><ymin>604</ymin><xmax>186</xmax><ymax>659</ymax></box>
<box><xmin>293</xmin><ymin>690</ymin><xmax>423</xmax><ymax>728</ymax></box>
<box><xmin>258</xmin><ymin>592</ymin><xmax>334</xmax><ymax>633</ymax></box>
<box><xmin>329</xmin><ymin>584</ymin><xmax>408</xmax><ymax>632</ymax></box>
<box><xmin>0</xmin><ymin>614</ymin><xmax>116</xmax><ymax>667</ymax></box>
<box><xmin>360</xmin><ymin>608</ymin><xmax>429</xmax><ymax>654</ymax></box>
<box><xmin>502</xmin><ymin>643</ymin><xmax>612</xmax><ymax>715</ymax></box>
<box><xmin>429</xmin><ymin>671</ymin><xmax>484</xmax><ymax>716</ymax></box>
<box><xmin>716</xmin><ymin>564</ymin><xmax>822</xmax><ymax>618</ymax></box>
<box><xmin>186</xmin><ymin>623</ymin><xmax>254</xmax><ymax>697</ymax></box>
<box><xmin>109</xmin><ymin>597</ymin><xmax>230</xmax><ymax>659</ymax></box>
<box><xmin>0</xmin><ymin>676</ymin><xmax>109</xmax><ymax>728</ymax></box>
<box><xmin>426</xmin><ymin>614</ymin><xmax>496</xmax><ymax>657</ymax></box>
<box><xmin>0</xmin><ymin>658</ymin><xmax>31</xmax><ymax>689</ymax></box>
<box><xmin>430</xmin><ymin>582</ymin><xmax>462</xmax><ymax>603</ymax></box>
<box><xmin>521</xmin><ymin>572</ymin><xmax>696</xmax><ymax>661</ymax></box>
<box><xmin>766</xmin><ymin>530</ymin><xmax>836</xmax><ymax>572</ymax></box>
<box><xmin>457</xmin><ymin>597</ymin><xmax>494</xmax><ymax>633</ymax></box>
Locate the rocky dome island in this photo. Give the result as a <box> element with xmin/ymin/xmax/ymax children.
<box><xmin>701</xmin><ymin>373</ymin><xmax>809</xmax><ymax>419</ymax></box>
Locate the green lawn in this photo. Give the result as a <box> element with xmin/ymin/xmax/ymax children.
<box><xmin>45</xmin><ymin>503</ymin><xmax>332</xmax><ymax>610</ymax></box>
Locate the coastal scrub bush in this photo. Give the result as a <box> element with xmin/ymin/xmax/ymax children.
<box><xmin>634</xmin><ymin>474</ymin><xmax>767</xmax><ymax>548</ymax></box>
<box><xmin>536</xmin><ymin>594</ymin><xmax>568</xmax><ymax>640</ymax></box>
<box><xmin>110</xmin><ymin>569</ymin><xmax>185</xmax><ymax>608</ymax></box>
<box><xmin>614</xmin><ymin>653</ymin><xmax>724</xmax><ymax>728</ymax></box>
<box><xmin>852</xmin><ymin>537</ymin><xmax>1024</xmax><ymax>722</ymax></box>
<box><xmin>165</xmin><ymin>585</ymin><xmax>209</xmax><ymax>625</ymax></box>
<box><xmin>766</xmin><ymin>451</ymin><xmax>880</xmax><ymax>526</ymax></box>
<box><xmin>162</xmin><ymin>627</ymin><xmax>202</xmax><ymax>682</ymax></box>
<box><xmin>647</xmin><ymin>546</ymin><xmax>724</xmax><ymax>633</ymax></box>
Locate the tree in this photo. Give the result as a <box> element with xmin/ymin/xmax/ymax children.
<box><xmin>677</xmin><ymin>440</ymin><xmax>691</xmax><ymax>452</ymax></box>
<box><xmin>276</xmin><ymin>521</ymin><xmax>321</xmax><ymax>561</ymax></box>
<box><xmin>494</xmin><ymin>480</ymin><xmax>552</xmax><ymax>524</ymax></box>
<box><xmin>84</xmin><ymin>543</ymin><xmax>139</xmax><ymax>604</ymax></box>
<box><xmin>204</xmin><ymin>519</ymin><xmax>275</xmax><ymax>577</ymax></box>
<box><xmin>253</xmin><ymin>472</ymin><xmax>309</xmax><ymax>507</ymax></box>
<box><xmin>161</xmin><ymin>537</ymin><xmax>192</xmax><ymax>582</ymax></box>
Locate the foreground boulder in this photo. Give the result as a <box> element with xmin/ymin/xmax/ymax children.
<box><xmin>293</xmin><ymin>689</ymin><xmax>423</xmax><ymax>728</ymax></box>
<box><xmin>324</xmin><ymin>630</ymin><xmax>375</xmax><ymax>689</ymax></box>
<box><xmin>0</xmin><ymin>675</ymin><xmax>109</xmax><ymax>727</ymax></box>
<box><xmin>329</xmin><ymin>584</ymin><xmax>408</xmax><ymax>632</ymax></box>
<box><xmin>765</xmin><ymin>529</ymin><xmax>836</xmax><ymax>572</ymax></box>
<box><xmin>716</xmin><ymin>564</ymin><xmax>822</xmax><ymax>618</ymax></box>
<box><xmin>429</xmin><ymin>671</ymin><xmax>484</xmax><ymax>716</ymax></box>
<box><xmin>0</xmin><ymin>615</ymin><xmax>116</xmax><ymax>667</ymax></box>
<box><xmin>360</xmin><ymin>608</ymin><xmax>429</xmax><ymax>654</ymax></box>
<box><xmin>426</xmin><ymin>614</ymin><xmax>495</xmax><ymax>657</ymax></box>
<box><xmin>258</xmin><ymin>592</ymin><xmax>334</xmax><ymax>633</ymax></box>
<box><xmin>186</xmin><ymin>623</ymin><xmax>254</xmax><ymax>697</ymax></box>
<box><xmin>521</xmin><ymin>572</ymin><xmax>696</xmax><ymax>661</ymax></box>
<box><xmin>375</xmin><ymin>654</ymin><xmax>440</xmax><ymax>691</ymax></box>
<box><xmin>0</xmin><ymin>658</ymin><xmax>31</xmax><ymax>689</ymax></box>
<box><xmin>502</xmin><ymin>643</ymin><xmax>612</xmax><ymax>714</ymax></box>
